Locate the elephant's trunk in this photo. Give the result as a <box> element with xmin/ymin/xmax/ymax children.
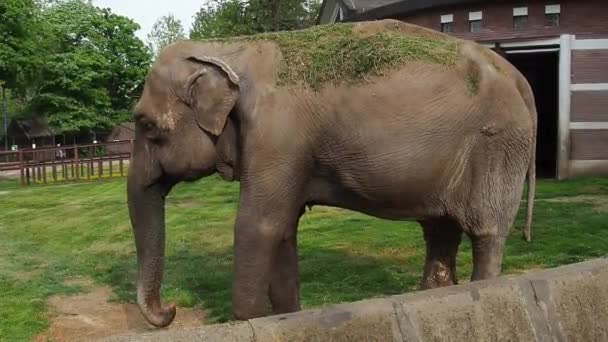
<box><xmin>127</xmin><ymin>170</ymin><xmax>176</xmax><ymax>327</ymax></box>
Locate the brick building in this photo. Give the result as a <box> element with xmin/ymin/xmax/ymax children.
<box><xmin>319</xmin><ymin>0</ymin><xmax>608</xmax><ymax>179</ymax></box>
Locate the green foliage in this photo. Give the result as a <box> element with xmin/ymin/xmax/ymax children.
<box><xmin>189</xmin><ymin>0</ymin><xmax>321</xmax><ymax>40</ymax></box>
<box><xmin>1</xmin><ymin>88</ymin><xmax>25</xmax><ymax>120</ymax></box>
<box><xmin>206</xmin><ymin>22</ymin><xmax>459</xmax><ymax>90</ymax></box>
<box><xmin>1</xmin><ymin>0</ymin><xmax>151</xmax><ymax>133</ymax></box>
<box><xmin>0</xmin><ymin>0</ymin><xmax>37</xmax><ymax>89</ymax></box>
<box><xmin>27</xmin><ymin>0</ymin><xmax>151</xmax><ymax>132</ymax></box>
<box><xmin>189</xmin><ymin>0</ymin><xmax>255</xmax><ymax>40</ymax></box>
<box><xmin>147</xmin><ymin>14</ymin><xmax>187</xmax><ymax>58</ymax></box>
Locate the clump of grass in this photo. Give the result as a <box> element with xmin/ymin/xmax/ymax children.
<box><xmin>465</xmin><ymin>70</ymin><xmax>480</xmax><ymax>96</ymax></box>
<box><xmin>201</xmin><ymin>22</ymin><xmax>460</xmax><ymax>90</ymax></box>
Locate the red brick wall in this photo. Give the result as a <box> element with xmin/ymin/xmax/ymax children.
<box><xmin>571</xmin><ymin>91</ymin><xmax>608</xmax><ymax>122</ymax></box>
<box><xmin>570</xmin><ymin>130</ymin><xmax>608</xmax><ymax>160</ymax></box>
<box><xmin>572</xmin><ymin>50</ymin><xmax>608</xmax><ymax>83</ymax></box>
<box><xmin>389</xmin><ymin>0</ymin><xmax>608</xmax><ymax>42</ymax></box>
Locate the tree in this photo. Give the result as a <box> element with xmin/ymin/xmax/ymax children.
<box><xmin>147</xmin><ymin>14</ymin><xmax>186</xmax><ymax>57</ymax></box>
<box><xmin>0</xmin><ymin>0</ymin><xmax>37</xmax><ymax>89</ymax></box>
<box><xmin>189</xmin><ymin>0</ymin><xmax>254</xmax><ymax>40</ymax></box>
<box><xmin>189</xmin><ymin>0</ymin><xmax>321</xmax><ymax>40</ymax></box>
<box><xmin>246</xmin><ymin>0</ymin><xmax>319</xmax><ymax>32</ymax></box>
<box><xmin>28</xmin><ymin>0</ymin><xmax>152</xmax><ymax>132</ymax></box>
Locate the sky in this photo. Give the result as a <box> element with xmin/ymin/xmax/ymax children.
<box><xmin>93</xmin><ymin>0</ymin><xmax>208</xmax><ymax>41</ymax></box>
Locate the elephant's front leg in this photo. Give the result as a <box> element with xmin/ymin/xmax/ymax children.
<box><xmin>269</xmin><ymin>233</ymin><xmax>300</xmax><ymax>314</ymax></box>
<box><xmin>231</xmin><ymin>191</ymin><xmax>303</xmax><ymax>320</ymax></box>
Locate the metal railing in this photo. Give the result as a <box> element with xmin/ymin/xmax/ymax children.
<box><xmin>0</xmin><ymin>140</ymin><xmax>133</xmax><ymax>185</ymax></box>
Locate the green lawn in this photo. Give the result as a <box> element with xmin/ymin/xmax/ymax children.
<box><xmin>1</xmin><ymin>176</ymin><xmax>607</xmax><ymax>341</ymax></box>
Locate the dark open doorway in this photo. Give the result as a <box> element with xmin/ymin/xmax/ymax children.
<box><xmin>505</xmin><ymin>50</ymin><xmax>559</xmax><ymax>178</ymax></box>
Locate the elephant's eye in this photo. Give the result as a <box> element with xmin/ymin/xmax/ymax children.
<box><xmin>144</xmin><ymin>122</ymin><xmax>155</xmax><ymax>131</ymax></box>
<box><xmin>141</xmin><ymin>120</ymin><xmax>161</xmax><ymax>140</ymax></box>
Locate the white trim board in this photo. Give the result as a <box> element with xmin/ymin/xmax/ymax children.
<box><xmin>499</xmin><ymin>38</ymin><xmax>561</xmax><ymax>48</ymax></box>
<box><xmin>570</xmin><ymin>122</ymin><xmax>608</xmax><ymax>130</ymax></box>
<box><xmin>557</xmin><ymin>34</ymin><xmax>573</xmax><ymax>180</ymax></box>
<box><xmin>505</xmin><ymin>48</ymin><xmax>559</xmax><ymax>54</ymax></box>
<box><xmin>573</xmin><ymin>39</ymin><xmax>608</xmax><ymax>50</ymax></box>
<box><xmin>571</xmin><ymin>83</ymin><xmax>608</xmax><ymax>91</ymax></box>
<box><xmin>569</xmin><ymin>160</ymin><xmax>608</xmax><ymax>177</ymax></box>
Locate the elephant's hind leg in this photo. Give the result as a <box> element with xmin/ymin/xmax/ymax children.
<box><xmin>419</xmin><ymin>217</ymin><xmax>463</xmax><ymax>290</ymax></box>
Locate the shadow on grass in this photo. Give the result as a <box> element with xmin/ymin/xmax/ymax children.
<box><xmin>96</xmin><ymin>241</ymin><xmax>425</xmax><ymax>324</ymax></box>
<box><xmin>94</xmin><ymin>199</ymin><xmax>608</xmax><ymax>325</ymax></box>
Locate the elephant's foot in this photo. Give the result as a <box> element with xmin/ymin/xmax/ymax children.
<box><xmin>420</xmin><ymin>262</ymin><xmax>458</xmax><ymax>290</ymax></box>
<box><xmin>419</xmin><ymin>218</ymin><xmax>462</xmax><ymax>290</ymax></box>
<box><xmin>470</xmin><ymin>233</ymin><xmax>506</xmax><ymax>281</ymax></box>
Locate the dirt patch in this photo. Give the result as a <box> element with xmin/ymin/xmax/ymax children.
<box><xmin>581</xmin><ymin>185</ymin><xmax>604</xmax><ymax>194</ymax></box>
<box><xmin>541</xmin><ymin>195</ymin><xmax>608</xmax><ymax>213</ymax></box>
<box><xmin>9</xmin><ymin>269</ymin><xmax>41</xmax><ymax>281</ymax></box>
<box><xmin>34</xmin><ymin>280</ymin><xmax>207</xmax><ymax>342</ymax></box>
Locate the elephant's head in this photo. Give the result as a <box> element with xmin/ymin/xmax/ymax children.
<box><xmin>127</xmin><ymin>48</ymin><xmax>240</xmax><ymax>327</ymax></box>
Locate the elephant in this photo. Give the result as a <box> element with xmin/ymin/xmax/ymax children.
<box><xmin>127</xmin><ymin>19</ymin><xmax>536</xmax><ymax>327</ymax></box>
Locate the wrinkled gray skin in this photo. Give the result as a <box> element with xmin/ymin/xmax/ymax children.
<box><xmin>127</xmin><ymin>20</ymin><xmax>536</xmax><ymax>327</ymax></box>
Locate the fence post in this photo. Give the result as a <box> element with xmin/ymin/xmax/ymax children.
<box><xmin>87</xmin><ymin>145</ymin><xmax>92</xmax><ymax>180</ymax></box>
<box><xmin>31</xmin><ymin>153</ymin><xmax>36</xmax><ymax>184</ymax></box>
<box><xmin>19</xmin><ymin>149</ymin><xmax>24</xmax><ymax>186</ymax></box>
<box><xmin>98</xmin><ymin>156</ymin><xmax>103</xmax><ymax>178</ymax></box>
<box><xmin>42</xmin><ymin>160</ymin><xmax>47</xmax><ymax>184</ymax></box>
<box><xmin>74</xmin><ymin>145</ymin><xmax>80</xmax><ymax>181</ymax></box>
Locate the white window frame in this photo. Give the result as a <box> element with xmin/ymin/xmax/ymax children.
<box><xmin>332</xmin><ymin>5</ymin><xmax>345</xmax><ymax>23</ymax></box>
<box><xmin>441</xmin><ymin>14</ymin><xmax>454</xmax><ymax>24</ymax></box>
<box><xmin>545</xmin><ymin>4</ymin><xmax>561</xmax><ymax>14</ymax></box>
<box><xmin>513</xmin><ymin>7</ymin><xmax>528</xmax><ymax>17</ymax></box>
<box><xmin>469</xmin><ymin>11</ymin><xmax>482</xmax><ymax>21</ymax></box>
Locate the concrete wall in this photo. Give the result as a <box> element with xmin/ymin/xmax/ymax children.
<box><xmin>103</xmin><ymin>258</ymin><xmax>608</xmax><ymax>341</ymax></box>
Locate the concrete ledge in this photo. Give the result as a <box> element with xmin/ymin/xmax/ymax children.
<box><xmin>103</xmin><ymin>258</ymin><xmax>608</xmax><ymax>341</ymax></box>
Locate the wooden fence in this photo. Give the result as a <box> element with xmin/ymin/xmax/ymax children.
<box><xmin>0</xmin><ymin>140</ymin><xmax>133</xmax><ymax>186</ymax></box>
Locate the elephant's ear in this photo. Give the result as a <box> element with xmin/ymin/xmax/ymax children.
<box><xmin>184</xmin><ymin>56</ymin><xmax>240</xmax><ymax>136</ymax></box>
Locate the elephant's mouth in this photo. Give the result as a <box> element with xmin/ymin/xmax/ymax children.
<box><xmin>216</xmin><ymin>162</ymin><xmax>235</xmax><ymax>181</ymax></box>
<box><xmin>180</xmin><ymin>168</ymin><xmax>211</xmax><ymax>182</ymax></box>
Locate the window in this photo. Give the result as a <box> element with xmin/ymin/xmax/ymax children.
<box><xmin>332</xmin><ymin>5</ymin><xmax>345</xmax><ymax>23</ymax></box>
<box><xmin>513</xmin><ymin>7</ymin><xmax>528</xmax><ymax>30</ymax></box>
<box><xmin>469</xmin><ymin>11</ymin><xmax>482</xmax><ymax>33</ymax></box>
<box><xmin>440</xmin><ymin>14</ymin><xmax>454</xmax><ymax>33</ymax></box>
<box><xmin>441</xmin><ymin>22</ymin><xmax>454</xmax><ymax>33</ymax></box>
<box><xmin>545</xmin><ymin>4</ymin><xmax>560</xmax><ymax>27</ymax></box>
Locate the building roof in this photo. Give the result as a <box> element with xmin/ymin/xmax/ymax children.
<box><xmin>10</xmin><ymin>117</ymin><xmax>61</xmax><ymax>139</ymax></box>
<box><xmin>107</xmin><ymin>122</ymin><xmax>134</xmax><ymax>141</ymax></box>
<box><xmin>348</xmin><ymin>0</ymin><xmax>497</xmax><ymax>21</ymax></box>
<box><xmin>318</xmin><ymin>0</ymin><xmax>403</xmax><ymax>24</ymax></box>
<box><xmin>341</xmin><ymin>0</ymin><xmax>403</xmax><ymax>12</ymax></box>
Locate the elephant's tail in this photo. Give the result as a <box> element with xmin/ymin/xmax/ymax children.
<box><xmin>524</xmin><ymin>138</ymin><xmax>536</xmax><ymax>242</ymax></box>
<box><xmin>520</xmin><ymin>77</ymin><xmax>537</xmax><ymax>243</ymax></box>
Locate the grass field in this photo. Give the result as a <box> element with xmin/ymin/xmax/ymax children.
<box><xmin>0</xmin><ymin>176</ymin><xmax>607</xmax><ymax>340</ymax></box>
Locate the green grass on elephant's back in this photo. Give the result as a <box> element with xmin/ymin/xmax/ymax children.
<box><xmin>1</xmin><ymin>176</ymin><xmax>607</xmax><ymax>340</ymax></box>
